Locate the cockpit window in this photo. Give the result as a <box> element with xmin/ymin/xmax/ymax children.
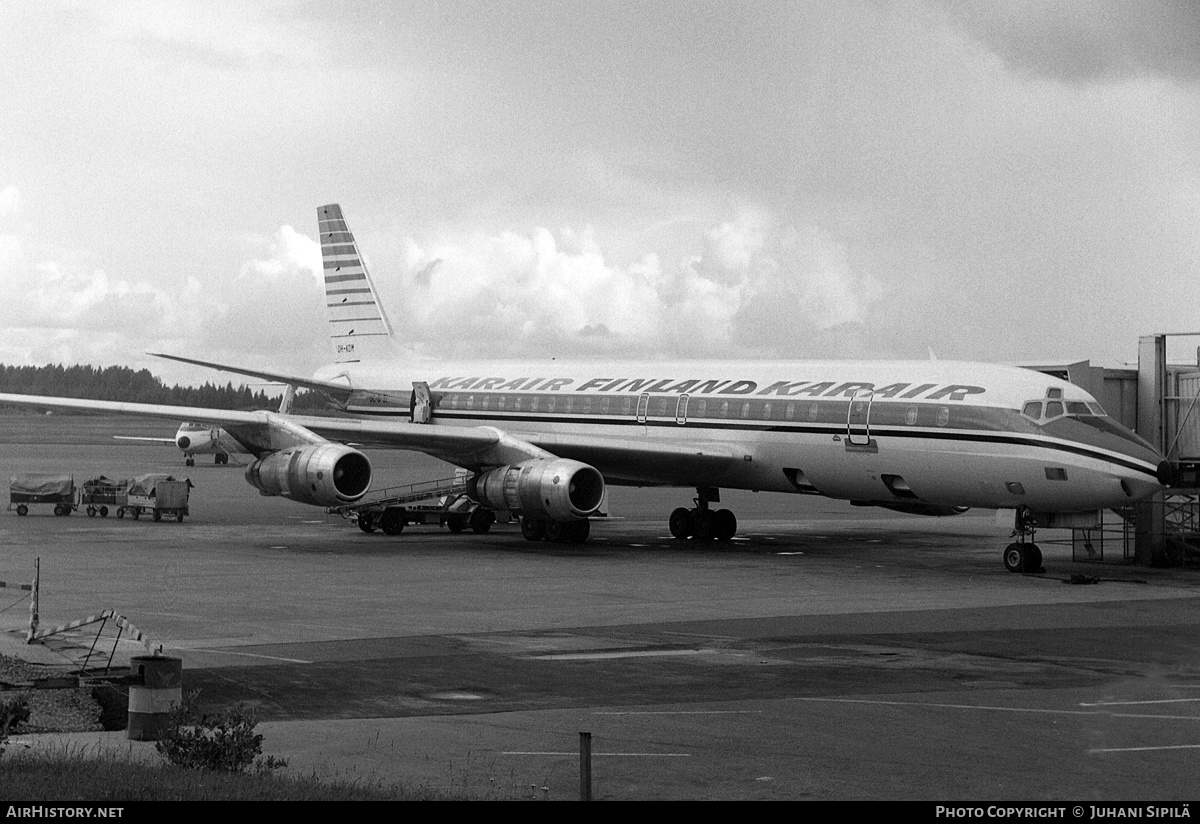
<box><xmin>1021</xmin><ymin>394</ymin><xmax>1109</xmax><ymax>425</ymax></box>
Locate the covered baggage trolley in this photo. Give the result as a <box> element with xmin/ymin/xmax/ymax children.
<box><xmin>80</xmin><ymin>475</ymin><xmax>127</xmax><ymax>518</ymax></box>
<box><xmin>118</xmin><ymin>474</ymin><xmax>193</xmax><ymax>522</ymax></box>
<box><xmin>9</xmin><ymin>474</ymin><xmax>76</xmax><ymax>516</ymax></box>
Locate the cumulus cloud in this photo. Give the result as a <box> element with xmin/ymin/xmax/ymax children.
<box><xmin>0</xmin><ymin>187</ymin><xmax>877</xmax><ymax>377</ymax></box>
<box><xmin>0</xmin><ymin>187</ymin><xmax>328</xmax><ymax>381</ymax></box>
<box><xmin>385</xmin><ymin>210</ymin><xmax>881</xmax><ymax>360</ymax></box>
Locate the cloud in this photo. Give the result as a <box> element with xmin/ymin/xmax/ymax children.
<box><xmin>0</xmin><ymin>186</ymin><xmax>21</xmax><ymax>220</ymax></box>
<box><xmin>942</xmin><ymin>0</ymin><xmax>1200</xmax><ymax>84</ymax></box>
<box><xmin>385</xmin><ymin>210</ymin><xmax>881</xmax><ymax>360</ymax></box>
<box><xmin>0</xmin><ymin>186</ymin><xmax>328</xmax><ymax>382</ymax></box>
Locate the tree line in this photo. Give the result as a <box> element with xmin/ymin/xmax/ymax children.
<box><xmin>0</xmin><ymin>363</ymin><xmax>327</xmax><ymax>412</ymax></box>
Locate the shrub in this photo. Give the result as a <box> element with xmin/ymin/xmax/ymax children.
<box><xmin>0</xmin><ymin>697</ymin><xmax>31</xmax><ymax>757</ymax></box>
<box><xmin>155</xmin><ymin>691</ymin><xmax>286</xmax><ymax>774</ymax></box>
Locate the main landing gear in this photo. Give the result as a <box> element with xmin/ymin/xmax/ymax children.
<box><xmin>520</xmin><ymin>517</ymin><xmax>591</xmax><ymax>544</ymax></box>
<box><xmin>185</xmin><ymin>454</ymin><xmax>228</xmax><ymax>467</ymax></box>
<box><xmin>1004</xmin><ymin>506</ymin><xmax>1044</xmax><ymax>573</ymax></box>
<box><xmin>669</xmin><ymin>487</ymin><xmax>737</xmax><ymax>542</ymax></box>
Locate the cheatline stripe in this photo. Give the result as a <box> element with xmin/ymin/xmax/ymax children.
<box><xmin>327</xmin><ymin>301</ymin><xmax>377</xmax><ymax>308</ymax></box>
<box><xmin>324</xmin><ymin>273</ymin><xmax>366</xmax><ymax>283</ymax></box>
<box><xmin>331</xmin><ymin>332</ymin><xmax>389</xmax><ymax>338</ymax></box>
<box><xmin>336</xmin><ymin>408</ymin><xmax>1160</xmax><ymax>478</ymax></box>
<box><xmin>330</xmin><ymin>316</ymin><xmax>383</xmax><ymax>323</ymax></box>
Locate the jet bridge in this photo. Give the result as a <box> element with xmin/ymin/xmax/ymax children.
<box><xmin>1031</xmin><ymin>334</ymin><xmax>1200</xmax><ymax>567</ymax></box>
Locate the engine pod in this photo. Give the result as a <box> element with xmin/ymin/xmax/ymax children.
<box><xmin>245</xmin><ymin>443</ymin><xmax>372</xmax><ymax>506</ymax></box>
<box><xmin>472</xmin><ymin>458</ymin><xmax>605</xmax><ymax>521</ymax></box>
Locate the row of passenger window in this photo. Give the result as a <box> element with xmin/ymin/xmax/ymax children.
<box><xmin>433</xmin><ymin>393</ymin><xmax>955</xmax><ymax>426</ymax></box>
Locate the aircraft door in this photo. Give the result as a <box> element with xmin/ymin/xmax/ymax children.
<box><xmin>411</xmin><ymin>381</ymin><xmax>432</xmax><ymax>424</ymax></box>
<box><xmin>847</xmin><ymin>389</ymin><xmax>874</xmax><ymax>447</ymax></box>
<box><xmin>636</xmin><ymin>393</ymin><xmax>649</xmax><ymax>424</ymax></box>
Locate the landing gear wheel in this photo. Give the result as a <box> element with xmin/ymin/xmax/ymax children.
<box><xmin>1003</xmin><ymin>543</ymin><xmax>1024</xmax><ymax>573</ymax></box>
<box><xmin>544</xmin><ymin>521</ymin><xmax>566</xmax><ymax>543</ymax></box>
<box><xmin>16</xmin><ymin>504</ymin><xmax>27</xmax><ymax>516</ymax></box>
<box><xmin>86</xmin><ymin>507</ymin><xmax>96</xmax><ymax>517</ymax></box>
<box><xmin>99</xmin><ymin>506</ymin><xmax>108</xmax><ymax>517</ymax></box>
<box><xmin>379</xmin><ymin>509</ymin><xmax>405</xmax><ymax>536</ymax></box>
<box><xmin>215</xmin><ymin>454</ymin><xmax>228</xmax><ymax>465</ymax></box>
<box><xmin>468</xmin><ymin>508</ymin><xmax>495</xmax><ymax>534</ymax></box>
<box><xmin>185</xmin><ymin>457</ymin><xmax>195</xmax><ymax>467</ymax></box>
<box><xmin>1024</xmin><ymin>543</ymin><xmax>1043</xmax><ymax>573</ymax></box>
<box><xmin>153</xmin><ymin>510</ymin><xmax>162</xmax><ymax>522</ymax></box>
<box><xmin>713</xmin><ymin>509</ymin><xmax>737</xmax><ymax>542</ymax></box>
<box><xmin>521</xmin><ymin>517</ymin><xmax>546</xmax><ymax>541</ymax></box>
<box><xmin>565</xmin><ymin>520</ymin><xmax>590</xmax><ymax>544</ymax></box>
<box><xmin>357</xmin><ymin>513</ymin><xmax>375</xmax><ymax>533</ymax></box>
<box><xmin>131</xmin><ymin>509</ymin><xmax>140</xmax><ymax>520</ymax></box>
<box><xmin>116</xmin><ymin>507</ymin><xmax>124</xmax><ymax>519</ymax></box>
<box><xmin>446</xmin><ymin>515</ymin><xmax>466</xmax><ymax>533</ymax></box>
<box><xmin>691</xmin><ymin>508</ymin><xmax>716</xmax><ymax>540</ymax></box>
<box><xmin>669</xmin><ymin>507</ymin><xmax>693</xmax><ymax>539</ymax></box>
<box><xmin>1004</xmin><ymin>542</ymin><xmax>1045</xmax><ymax>573</ymax></box>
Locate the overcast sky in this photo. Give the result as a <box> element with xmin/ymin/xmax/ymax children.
<box><xmin>2</xmin><ymin>1</ymin><xmax>1199</xmax><ymax>386</ymax></box>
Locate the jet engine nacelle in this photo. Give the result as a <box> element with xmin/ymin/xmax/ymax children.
<box><xmin>245</xmin><ymin>443</ymin><xmax>372</xmax><ymax>506</ymax></box>
<box><xmin>471</xmin><ymin>458</ymin><xmax>605</xmax><ymax>522</ymax></box>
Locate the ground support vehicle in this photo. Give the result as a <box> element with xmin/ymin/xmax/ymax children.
<box><xmin>328</xmin><ymin>475</ymin><xmax>498</xmax><ymax>536</ymax></box>
<box><xmin>117</xmin><ymin>474</ymin><xmax>193</xmax><ymax>522</ymax></box>
<box><xmin>79</xmin><ymin>476</ymin><xmax>127</xmax><ymax>518</ymax></box>
<box><xmin>9</xmin><ymin>474</ymin><xmax>76</xmax><ymax>516</ymax></box>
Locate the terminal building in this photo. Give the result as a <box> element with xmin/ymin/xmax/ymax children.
<box><xmin>1030</xmin><ymin>334</ymin><xmax>1200</xmax><ymax>567</ymax></box>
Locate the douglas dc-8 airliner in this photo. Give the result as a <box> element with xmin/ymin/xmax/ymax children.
<box><xmin>0</xmin><ymin>205</ymin><xmax>1171</xmax><ymax>572</ymax></box>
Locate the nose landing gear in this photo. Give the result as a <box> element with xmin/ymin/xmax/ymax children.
<box><xmin>1005</xmin><ymin>506</ymin><xmax>1044</xmax><ymax>573</ymax></box>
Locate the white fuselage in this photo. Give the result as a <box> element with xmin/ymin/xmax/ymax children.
<box><xmin>314</xmin><ymin>357</ymin><xmax>1165</xmax><ymax>514</ymax></box>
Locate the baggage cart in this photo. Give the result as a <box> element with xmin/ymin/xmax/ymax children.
<box><xmin>117</xmin><ymin>474</ymin><xmax>193</xmax><ymax>522</ymax></box>
<box><xmin>79</xmin><ymin>476</ymin><xmax>127</xmax><ymax>518</ymax></box>
<box><xmin>9</xmin><ymin>474</ymin><xmax>76</xmax><ymax>516</ymax></box>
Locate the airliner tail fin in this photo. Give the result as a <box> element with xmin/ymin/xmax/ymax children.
<box><xmin>316</xmin><ymin>204</ymin><xmax>398</xmax><ymax>362</ymax></box>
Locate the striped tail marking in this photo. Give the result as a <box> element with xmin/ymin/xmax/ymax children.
<box><xmin>317</xmin><ymin>203</ymin><xmax>394</xmax><ymax>361</ymax></box>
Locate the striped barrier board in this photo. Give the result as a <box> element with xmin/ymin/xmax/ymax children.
<box><xmin>28</xmin><ymin>608</ymin><xmax>162</xmax><ymax>655</ymax></box>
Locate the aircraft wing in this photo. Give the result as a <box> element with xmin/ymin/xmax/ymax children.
<box><xmin>147</xmin><ymin>353</ymin><xmax>355</xmax><ymax>400</ymax></box>
<box><xmin>520</xmin><ymin>431</ymin><xmax>740</xmax><ymax>485</ymax></box>
<box><xmin>0</xmin><ymin>392</ymin><xmax>742</xmax><ymax>480</ymax></box>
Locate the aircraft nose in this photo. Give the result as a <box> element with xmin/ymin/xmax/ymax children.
<box><xmin>1156</xmin><ymin>460</ymin><xmax>1177</xmax><ymax>486</ymax></box>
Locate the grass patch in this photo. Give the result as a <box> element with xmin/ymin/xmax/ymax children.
<box><xmin>1</xmin><ymin>745</ymin><xmax>474</xmax><ymax>801</ymax></box>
